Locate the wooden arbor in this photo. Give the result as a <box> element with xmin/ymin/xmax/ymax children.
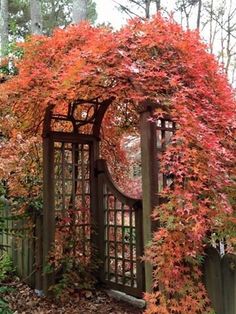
<box><xmin>39</xmin><ymin>98</ymin><xmax>175</xmax><ymax>297</ymax></box>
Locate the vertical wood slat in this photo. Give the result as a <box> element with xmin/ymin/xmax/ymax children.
<box><xmin>90</xmin><ymin>138</ymin><xmax>99</xmax><ymax>275</ymax></box>
<box><xmin>22</xmin><ymin>221</ymin><xmax>27</xmax><ymax>279</ymax></box>
<box><xmin>106</xmin><ymin>188</ymin><xmax>110</xmax><ymax>281</ymax></box>
<box><xmin>129</xmin><ymin>208</ymin><xmax>134</xmax><ymax>287</ymax></box>
<box><xmin>18</xmin><ymin>220</ymin><xmax>23</xmax><ymax>277</ymax></box>
<box><xmin>0</xmin><ymin>206</ymin><xmax>2</xmax><ymax>255</ymax></box>
<box><xmin>27</xmin><ymin>214</ymin><xmax>35</xmax><ymax>287</ymax></box>
<box><xmin>89</xmin><ymin>140</ymin><xmax>99</xmax><ymax>277</ymax></box>
<box><xmin>114</xmin><ymin>199</ymin><xmax>118</xmax><ymax>284</ymax></box>
<box><xmin>11</xmin><ymin>217</ymin><xmax>18</xmax><ymax>271</ymax></box>
<box><xmin>2</xmin><ymin>205</ymin><xmax>7</xmax><ymax>253</ymax></box>
<box><xmin>121</xmin><ymin>203</ymin><xmax>125</xmax><ymax>285</ymax></box>
<box><xmin>203</xmin><ymin>247</ymin><xmax>223</xmax><ymax>314</ymax></box>
<box><xmin>204</xmin><ymin>247</ymin><xmax>236</xmax><ymax>314</ymax></box>
<box><xmin>8</xmin><ymin>212</ymin><xmax>13</xmax><ymax>259</ymax></box>
<box><xmin>35</xmin><ymin>212</ymin><xmax>43</xmax><ymax>291</ymax></box>
<box><xmin>6</xmin><ymin>206</ymin><xmax>9</xmax><ymax>255</ymax></box>
<box><xmin>222</xmin><ymin>254</ymin><xmax>236</xmax><ymax>314</ymax></box>
<box><xmin>71</xmin><ymin>143</ymin><xmax>76</xmax><ymax>264</ymax></box>
<box><xmin>0</xmin><ymin>205</ymin><xmax>3</xmax><ymax>255</ymax></box>
<box><xmin>61</xmin><ymin>142</ymin><xmax>66</xmax><ymax>212</ymax></box>
<box><xmin>97</xmin><ymin>168</ymin><xmax>105</xmax><ymax>282</ymax></box>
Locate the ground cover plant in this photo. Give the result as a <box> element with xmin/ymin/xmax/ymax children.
<box><xmin>0</xmin><ymin>15</ymin><xmax>235</xmax><ymax>313</ymax></box>
<box><xmin>0</xmin><ymin>253</ymin><xmax>15</xmax><ymax>314</ymax></box>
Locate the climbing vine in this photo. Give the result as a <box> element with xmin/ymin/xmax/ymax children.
<box><xmin>0</xmin><ymin>15</ymin><xmax>235</xmax><ymax>313</ymax></box>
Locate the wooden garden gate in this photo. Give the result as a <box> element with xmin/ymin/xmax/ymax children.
<box><xmin>96</xmin><ymin>159</ymin><xmax>144</xmax><ymax>297</ymax></box>
<box><xmin>41</xmin><ymin>99</ymin><xmax>145</xmax><ymax>297</ymax></box>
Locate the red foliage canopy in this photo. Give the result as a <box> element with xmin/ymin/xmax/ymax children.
<box><xmin>0</xmin><ymin>15</ymin><xmax>236</xmax><ymax>313</ymax></box>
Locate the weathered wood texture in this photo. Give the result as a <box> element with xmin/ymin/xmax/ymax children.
<box><xmin>204</xmin><ymin>247</ymin><xmax>236</xmax><ymax>314</ymax></box>
<box><xmin>96</xmin><ymin>159</ymin><xmax>145</xmax><ymax>298</ymax></box>
<box><xmin>140</xmin><ymin>108</ymin><xmax>157</xmax><ymax>293</ymax></box>
<box><xmin>42</xmin><ymin>134</ymin><xmax>55</xmax><ymax>293</ymax></box>
<box><xmin>222</xmin><ymin>254</ymin><xmax>236</xmax><ymax>314</ymax></box>
<box><xmin>0</xmin><ymin>206</ymin><xmax>42</xmax><ymax>288</ymax></box>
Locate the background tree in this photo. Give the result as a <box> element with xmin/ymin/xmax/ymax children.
<box><xmin>42</xmin><ymin>0</ymin><xmax>72</xmax><ymax>34</ymax></box>
<box><xmin>72</xmin><ymin>0</ymin><xmax>87</xmax><ymax>23</ymax></box>
<box><xmin>8</xmin><ymin>0</ymin><xmax>30</xmax><ymax>40</ymax></box>
<box><xmin>175</xmin><ymin>0</ymin><xmax>200</xmax><ymax>29</ymax></box>
<box><xmin>86</xmin><ymin>0</ymin><xmax>97</xmax><ymax>23</ymax></box>
<box><xmin>43</xmin><ymin>0</ymin><xmax>96</xmax><ymax>34</ymax></box>
<box><xmin>30</xmin><ymin>0</ymin><xmax>43</xmax><ymax>34</ymax></box>
<box><xmin>7</xmin><ymin>0</ymin><xmax>97</xmax><ymax>39</ymax></box>
<box><xmin>174</xmin><ymin>0</ymin><xmax>236</xmax><ymax>85</ymax></box>
<box><xmin>206</xmin><ymin>0</ymin><xmax>236</xmax><ymax>79</ymax></box>
<box><xmin>0</xmin><ymin>0</ymin><xmax>9</xmax><ymax>56</ymax></box>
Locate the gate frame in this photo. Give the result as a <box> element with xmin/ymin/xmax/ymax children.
<box><xmin>40</xmin><ymin>98</ymin><xmax>166</xmax><ymax>297</ymax></box>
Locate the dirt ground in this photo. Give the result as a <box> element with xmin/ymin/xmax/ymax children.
<box><xmin>2</xmin><ymin>279</ymin><xmax>144</xmax><ymax>314</ymax></box>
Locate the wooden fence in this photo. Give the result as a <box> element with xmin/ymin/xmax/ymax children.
<box><xmin>0</xmin><ymin>205</ymin><xmax>42</xmax><ymax>289</ymax></box>
<box><xmin>204</xmin><ymin>247</ymin><xmax>236</xmax><ymax>314</ymax></box>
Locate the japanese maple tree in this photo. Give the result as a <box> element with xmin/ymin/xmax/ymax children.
<box><xmin>0</xmin><ymin>15</ymin><xmax>235</xmax><ymax>313</ymax></box>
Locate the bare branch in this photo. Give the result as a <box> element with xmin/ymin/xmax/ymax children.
<box><xmin>127</xmin><ymin>0</ymin><xmax>146</xmax><ymax>10</ymax></box>
<box><xmin>112</xmin><ymin>0</ymin><xmax>145</xmax><ymax>20</ymax></box>
<box><xmin>204</xmin><ymin>5</ymin><xmax>236</xmax><ymax>40</ymax></box>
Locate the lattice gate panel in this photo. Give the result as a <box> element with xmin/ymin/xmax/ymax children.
<box><xmin>104</xmin><ymin>186</ymin><xmax>137</xmax><ymax>288</ymax></box>
<box><xmin>97</xmin><ymin>160</ymin><xmax>144</xmax><ymax>298</ymax></box>
<box><xmin>53</xmin><ymin>141</ymin><xmax>92</xmax><ymax>264</ymax></box>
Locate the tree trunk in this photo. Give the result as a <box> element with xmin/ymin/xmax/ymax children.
<box><xmin>72</xmin><ymin>0</ymin><xmax>87</xmax><ymax>24</ymax></box>
<box><xmin>209</xmin><ymin>0</ymin><xmax>214</xmax><ymax>53</ymax></box>
<box><xmin>145</xmin><ymin>0</ymin><xmax>151</xmax><ymax>18</ymax></box>
<box><xmin>155</xmin><ymin>0</ymin><xmax>161</xmax><ymax>12</ymax></box>
<box><xmin>196</xmin><ymin>0</ymin><xmax>202</xmax><ymax>29</ymax></box>
<box><xmin>0</xmin><ymin>0</ymin><xmax>9</xmax><ymax>56</ymax></box>
<box><xmin>30</xmin><ymin>0</ymin><xmax>43</xmax><ymax>34</ymax></box>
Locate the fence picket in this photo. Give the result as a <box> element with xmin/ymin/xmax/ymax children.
<box><xmin>222</xmin><ymin>254</ymin><xmax>236</xmax><ymax>314</ymax></box>
<box><xmin>204</xmin><ymin>247</ymin><xmax>224</xmax><ymax>314</ymax></box>
<box><xmin>0</xmin><ymin>209</ymin><xmax>37</xmax><ymax>289</ymax></box>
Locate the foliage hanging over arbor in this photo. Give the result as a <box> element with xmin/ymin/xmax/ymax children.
<box><xmin>0</xmin><ymin>15</ymin><xmax>235</xmax><ymax>313</ymax></box>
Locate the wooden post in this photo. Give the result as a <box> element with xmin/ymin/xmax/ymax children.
<box><xmin>27</xmin><ymin>212</ymin><xmax>36</xmax><ymax>287</ymax></box>
<box><xmin>140</xmin><ymin>106</ymin><xmax>158</xmax><ymax>292</ymax></box>
<box><xmin>42</xmin><ymin>134</ymin><xmax>55</xmax><ymax>294</ymax></box>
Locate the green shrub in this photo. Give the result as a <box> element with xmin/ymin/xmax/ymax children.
<box><xmin>0</xmin><ymin>298</ymin><xmax>13</xmax><ymax>314</ymax></box>
<box><xmin>0</xmin><ymin>253</ymin><xmax>14</xmax><ymax>282</ymax></box>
